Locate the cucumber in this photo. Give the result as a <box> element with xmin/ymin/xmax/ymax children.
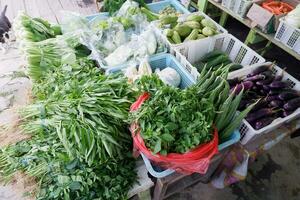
<box><xmin>227</xmin><ymin>63</ymin><xmax>243</xmax><ymax>72</ymax></box>
<box><xmin>206</xmin><ymin>55</ymin><xmax>230</xmax><ymax>68</ymax></box>
<box><xmin>201</xmin><ymin>50</ymin><xmax>226</xmax><ymax>63</ymax></box>
<box><xmin>213</xmin><ymin>60</ymin><xmax>232</xmax><ymax>70</ymax></box>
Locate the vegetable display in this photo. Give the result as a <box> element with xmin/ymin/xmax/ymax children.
<box><xmin>159</xmin><ymin>13</ymin><xmax>220</xmax><ymax>44</ymax></box>
<box><xmin>193</xmin><ymin>50</ymin><xmax>243</xmax><ymax>72</ymax></box>
<box><xmin>131</xmin><ymin>66</ymin><xmax>254</xmax><ymax>154</ymax></box>
<box><xmin>1</xmin><ymin>14</ymin><xmax>138</xmax><ymax>200</ymax></box>
<box><xmin>229</xmin><ymin>64</ymin><xmax>300</xmax><ymax>130</ymax></box>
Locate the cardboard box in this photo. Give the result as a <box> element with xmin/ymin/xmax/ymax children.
<box><xmin>246</xmin><ymin>0</ymin><xmax>299</xmax><ymax>33</ymax></box>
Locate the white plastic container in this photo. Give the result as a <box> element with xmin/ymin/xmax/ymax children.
<box><xmin>153</xmin><ymin>11</ymin><xmax>228</xmax><ymax>56</ymax></box>
<box><xmin>228</xmin><ymin>62</ymin><xmax>300</xmax><ymax>145</ymax></box>
<box><xmin>275</xmin><ymin>18</ymin><xmax>300</xmax><ymax>55</ymax></box>
<box><xmin>171</xmin><ymin>34</ymin><xmax>266</xmax><ymax>80</ymax></box>
<box><xmin>222</xmin><ymin>0</ymin><xmax>253</xmax><ymax>18</ymax></box>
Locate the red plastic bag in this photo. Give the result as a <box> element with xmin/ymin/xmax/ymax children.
<box><xmin>130</xmin><ymin>93</ymin><xmax>219</xmax><ymax>174</ymax></box>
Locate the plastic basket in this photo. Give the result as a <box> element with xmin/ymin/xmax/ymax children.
<box><xmin>228</xmin><ymin>62</ymin><xmax>300</xmax><ymax>145</ymax></box>
<box><xmin>172</xmin><ymin>34</ymin><xmax>265</xmax><ymax>80</ymax></box>
<box><xmin>233</xmin><ymin>0</ymin><xmax>254</xmax><ymax>18</ymax></box>
<box><xmin>147</xmin><ymin>0</ymin><xmax>190</xmax><ymax>14</ymax></box>
<box><xmin>222</xmin><ymin>0</ymin><xmax>253</xmax><ymax>18</ymax></box>
<box><xmin>86</xmin><ymin>12</ymin><xmax>109</xmax><ymax>22</ymax></box>
<box><xmin>222</xmin><ymin>0</ymin><xmax>236</xmax><ymax>11</ymax></box>
<box><xmin>275</xmin><ymin>18</ymin><xmax>300</xmax><ymax>55</ymax></box>
<box><xmin>106</xmin><ymin>53</ymin><xmax>196</xmax><ymax>89</ymax></box>
<box><xmin>143</xmin><ymin>129</ymin><xmax>241</xmax><ymax>178</ymax></box>
<box><xmin>154</xmin><ymin>11</ymin><xmax>228</xmax><ymax>56</ymax></box>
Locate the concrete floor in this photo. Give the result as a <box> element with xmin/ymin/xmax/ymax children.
<box><xmin>166</xmin><ymin>16</ymin><xmax>300</xmax><ymax>200</ymax></box>
<box><xmin>168</xmin><ymin>136</ymin><xmax>300</xmax><ymax>200</ymax></box>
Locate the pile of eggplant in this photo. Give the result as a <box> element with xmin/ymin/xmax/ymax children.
<box><xmin>228</xmin><ymin>64</ymin><xmax>300</xmax><ymax>130</ymax></box>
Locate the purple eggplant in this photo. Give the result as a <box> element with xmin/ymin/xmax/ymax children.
<box><xmin>232</xmin><ymin>81</ymin><xmax>254</xmax><ymax>94</ymax></box>
<box><xmin>269</xmin><ymin>88</ymin><xmax>295</xmax><ymax>95</ymax></box>
<box><xmin>261</xmin><ymin>70</ymin><xmax>273</xmax><ymax>79</ymax></box>
<box><xmin>266</xmin><ymin>95</ymin><xmax>279</xmax><ymax>102</ymax></box>
<box><xmin>246</xmin><ymin>108</ymin><xmax>274</xmax><ymax>123</ymax></box>
<box><xmin>283</xmin><ymin>97</ymin><xmax>300</xmax><ymax>111</ymax></box>
<box><xmin>249</xmin><ymin>98</ymin><xmax>268</xmax><ymax>112</ymax></box>
<box><xmin>282</xmin><ymin>110</ymin><xmax>294</xmax><ymax>117</ymax></box>
<box><xmin>274</xmin><ymin>74</ymin><xmax>283</xmax><ymax>81</ymax></box>
<box><xmin>244</xmin><ymin>74</ymin><xmax>265</xmax><ymax>82</ymax></box>
<box><xmin>254</xmin><ymin>117</ymin><xmax>275</xmax><ymax>130</ymax></box>
<box><xmin>269</xmin><ymin>81</ymin><xmax>287</xmax><ymax>89</ymax></box>
<box><xmin>262</xmin><ymin>85</ymin><xmax>271</xmax><ymax>92</ymax></box>
<box><xmin>247</xmin><ymin>65</ymin><xmax>270</xmax><ymax>77</ymax></box>
<box><xmin>270</xmin><ymin>100</ymin><xmax>284</xmax><ymax>108</ymax></box>
<box><xmin>256</xmin><ymin>77</ymin><xmax>274</xmax><ymax>85</ymax></box>
<box><xmin>227</xmin><ymin>77</ymin><xmax>240</xmax><ymax>87</ymax></box>
<box><xmin>278</xmin><ymin>91</ymin><xmax>300</xmax><ymax>101</ymax></box>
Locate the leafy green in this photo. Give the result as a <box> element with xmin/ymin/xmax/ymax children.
<box><xmin>131</xmin><ymin>75</ymin><xmax>215</xmax><ymax>154</ymax></box>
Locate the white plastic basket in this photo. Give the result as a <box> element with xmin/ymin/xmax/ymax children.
<box><xmin>228</xmin><ymin>62</ymin><xmax>300</xmax><ymax>145</ymax></box>
<box><xmin>222</xmin><ymin>0</ymin><xmax>253</xmax><ymax>18</ymax></box>
<box><xmin>171</xmin><ymin>34</ymin><xmax>266</xmax><ymax>80</ymax></box>
<box><xmin>153</xmin><ymin>11</ymin><xmax>228</xmax><ymax>56</ymax></box>
<box><xmin>275</xmin><ymin>18</ymin><xmax>300</xmax><ymax>55</ymax></box>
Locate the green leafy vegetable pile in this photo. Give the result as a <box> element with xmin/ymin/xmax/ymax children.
<box><xmin>14</xmin><ymin>12</ymin><xmax>61</xmax><ymax>42</ymax></box>
<box><xmin>1</xmin><ymin>15</ymin><xmax>138</xmax><ymax>199</ymax></box>
<box><xmin>132</xmin><ymin>75</ymin><xmax>215</xmax><ymax>154</ymax></box>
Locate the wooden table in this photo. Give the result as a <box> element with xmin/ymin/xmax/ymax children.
<box><xmin>198</xmin><ymin>0</ymin><xmax>300</xmax><ymax>61</ymax></box>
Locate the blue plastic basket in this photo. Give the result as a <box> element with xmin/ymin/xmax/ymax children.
<box><xmin>86</xmin><ymin>12</ymin><xmax>109</xmax><ymax>22</ymax></box>
<box><xmin>143</xmin><ymin>129</ymin><xmax>241</xmax><ymax>178</ymax></box>
<box><xmin>106</xmin><ymin>53</ymin><xmax>195</xmax><ymax>89</ymax></box>
<box><xmin>147</xmin><ymin>0</ymin><xmax>190</xmax><ymax>14</ymax></box>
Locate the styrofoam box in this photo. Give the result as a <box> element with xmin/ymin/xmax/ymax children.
<box><xmin>171</xmin><ymin>34</ymin><xmax>265</xmax><ymax>80</ymax></box>
<box><xmin>275</xmin><ymin>18</ymin><xmax>300</xmax><ymax>55</ymax></box>
<box><xmin>153</xmin><ymin>11</ymin><xmax>228</xmax><ymax>56</ymax></box>
<box><xmin>228</xmin><ymin>62</ymin><xmax>300</xmax><ymax>145</ymax></box>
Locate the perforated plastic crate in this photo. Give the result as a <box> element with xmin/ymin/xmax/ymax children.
<box><xmin>275</xmin><ymin>18</ymin><xmax>300</xmax><ymax>55</ymax></box>
<box><xmin>222</xmin><ymin>0</ymin><xmax>253</xmax><ymax>18</ymax></box>
<box><xmin>154</xmin><ymin>11</ymin><xmax>228</xmax><ymax>56</ymax></box>
<box><xmin>172</xmin><ymin>34</ymin><xmax>265</xmax><ymax>80</ymax></box>
<box><xmin>143</xmin><ymin>129</ymin><xmax>241</xmax><ymax>178</ymax></box>
<box><xmin>228</xmin><ymin>62</ymin><xmax>300</xmax><ymax>145</ymax></box>
<box><xmin>106</xmin><ymin>53</ymin><xmax>195</xmax><ymax>89</ymax></box>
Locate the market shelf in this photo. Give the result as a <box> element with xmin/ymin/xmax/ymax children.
<box><xmin>206</xmin><ymin>0</ymin><xmax>300</xmax><ymax>61</ymax></box>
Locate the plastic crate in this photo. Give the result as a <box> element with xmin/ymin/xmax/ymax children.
<box><xmin>143</xmin><ymin>129</ymin><xmax>241</xmax><ymax>178</ymax></box>
<box><xmin>228</xmin><ymin>62</ymin><xmax>300</xmax><ymax>145</ymax></box>
<box><xmin>222</xmin><ymin>0</ymin><xmax>236</xmax><ymax>11</ymax></box>
<box><xmin>172</xmin><ymin>34</ymin><xmax>265</xmax><ymax>81</ymax></box>
<box><xmin>222</xmin><ymin>0</ymin><xmax>253</xmax><ymax>18</ymax></box>
<box><xmin>147</xmin><ymin>0</ymin><xmax>190</xmax><ymax>14</ymax></box>
<box><xmin>154</xmin><ymin>11</ymin><xmax>228</xmax><ymax>56</ymax></box>
<box><xmin>106</xmin><ymin>53</ymin><xmax>195</xmax><ymax>89</ymax></box>
<box><xmin>275</xmin><ymin>18</ymin><xmax>300</xmax><ymax>55</ymax></box>
<box><xmin>86</xmin><ymin>12</ymin><xmax>109</xmax><ymax>22</ymax></box>
<box><xmin>233</xmin><ymin>0</ymin><xmax>253</xmax><ymax>18</ymax></box>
